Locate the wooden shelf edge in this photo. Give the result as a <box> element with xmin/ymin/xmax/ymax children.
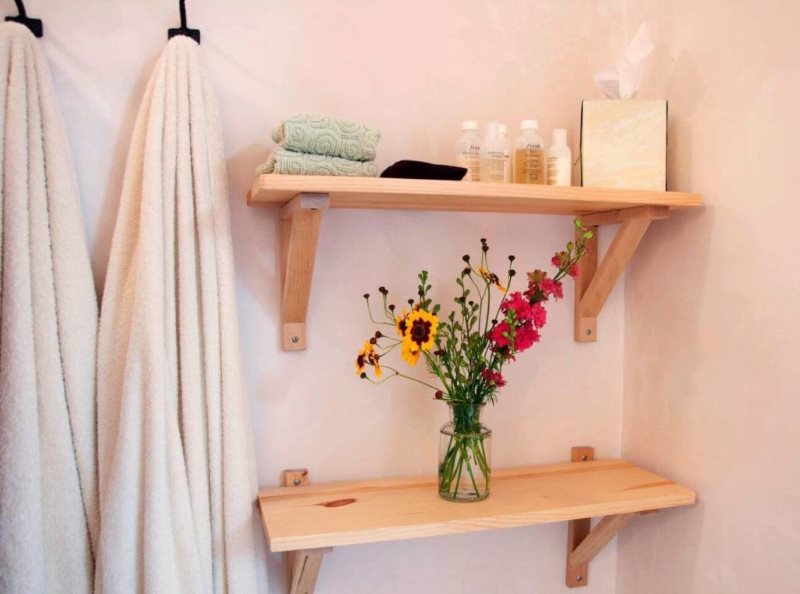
<box><xmin>258</xmin><ymin>458</ymin><xmax>696</xmax><ymax>553</ymax></box>
<box><xmin>258</xmin><ymin>449</ymin><xmax>696</xmax><ymax>593</ymax></box>
<box><xmin>266</xmin><ymin>494</ymin><xmax>695</xmax><ymax>553</ymax></box>
<box><xmin>247</xmin><ymin>174</ymin><xmax>702</xmax><ymax>214</ymax></box>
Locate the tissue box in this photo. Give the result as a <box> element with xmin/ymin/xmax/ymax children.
<box><xmin>580</xmin><ymin>100</ymin><xmax>667</xmax><ymax>190</ymax></box>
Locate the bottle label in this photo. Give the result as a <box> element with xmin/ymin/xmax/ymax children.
<box><xmin>547</xmin><ymin>157</ymin><xmax>571</xmax><ymax>186</ymax></box>
<box><xmin>456</xmin><ymin>152</ymin><xmax>481</xmax><ymax>181</ymax></box>
<box><xmin>514</xmin><ymin>148</ymin><xmax>545</xmax><ymax>184</ymax></box>
<box><xmin>482</xmin><ymin>151</ymin><xmax>507</xmax><ymax>182</ymax></box>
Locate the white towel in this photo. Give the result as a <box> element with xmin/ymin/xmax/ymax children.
<box><xmin>0</xmin><ymin>22</ymin><xmax>98</xmax><ymax>594</ymax></box>
<box><xmin>95</xmin><ymin>36</ymin><xmax>261</xmax><ymax>593</ymax></box>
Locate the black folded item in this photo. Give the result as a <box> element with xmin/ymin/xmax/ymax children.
<box><xmin>380</xmin><ymin>160</ymin><xmax>467</xmax><ymax>181</ymax></box>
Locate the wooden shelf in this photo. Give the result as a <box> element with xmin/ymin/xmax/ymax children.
<box><xmin>247</xmin><ymin>174</ymin><xmax>701</xmax><ymax>214</ymax></box>
<box><xmin>258</xmin><ymin>449</ymin><xmax>695</xmax><ymax>592</ymax></box>
<box><xmin>246</xmin><ymin>175</ymin><xmax>702</xmax><ymax>350</ymax></box>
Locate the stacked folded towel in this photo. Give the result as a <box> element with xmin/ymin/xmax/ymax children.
<box><xmin>257</xmin><ymin>114</ymin><xmax>380</xmax><ymax>177</ymax></box>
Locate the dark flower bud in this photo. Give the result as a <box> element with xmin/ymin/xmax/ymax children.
<box><xmin>388</xmin><ymin>304</ymin><xmax>396</xmax><ymax>311</ymax></box>
<box><xmin>482</xmin><ymin>244</ymin><xmax>489</xmax><ymax>252</ymax></box>
<box><xmin>369</xmin><ymin>337</ymin><xmax>377</xmax><ymax>345</ymax></box>
<box><xmin>360</xmin><ymin>373</ymin><xmax>367</xmax><ymax>379</ymax></box>
<box><xmin>434</xmin><ymin>349</ymin><xmax>446</xmax><ymax>357</ymax></box>
<box><xmin>462</xmin><ymin>254</ymin><xmax>470</xmax><ymax>262</ymax></box>
<box><xmin>408</xmin><ymin>298</ymin><xmax>415</xmax><ymax>306</ymax></box>
<box><xmin>379</xmin><ymin>286</ymin><xmax>388</xmax><ymax>295</ymax></box>
<box><xmin>508</xmin><ymin>255</ymin><xmax>516</xmax><ymax>262</ymax></box>
<box><xmin>374</xmin><ymin>331</ymin><xmax>383</xmax><ymax>338</ymax></box>
<box><xmin>509</xmin><ymin>269</ymin><xmax>516</xmax><ymax>277</ymax></box>
<box><xmin>363</xmin><ymin>293</ymin><xmax>370</xmax><ymax>299</ymax></box>
<box><xmin>434</xmin><ymin>390</ymin><xmax>444</xmax><ymax>400</ymax></box>
<box><xmin>480</xmin><ymin>238</ymin><xmax>487</xmax><ymax>244</ymax></box>
<box><xmin>418</xmin><ymin>289</ymin><xmax>424</xmax><ymax>296</ymax></box>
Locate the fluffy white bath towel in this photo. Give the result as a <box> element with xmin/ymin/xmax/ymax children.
<box><xmin>0</xmin><ymin>22</ymin><xmax>98</xmax><ymax>594</ymax></box>
<box><xmin>95</xmin><ymin>36</ymin><xmax>261</xmax><ymax>593</ymax></box>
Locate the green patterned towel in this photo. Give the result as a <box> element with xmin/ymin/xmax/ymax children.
<box><xmin>257</xmin><ymin>148</ymin><xmax>379</xmax><ymax>177</ymax></box>
<box><xmin>272</xmin><ymin>114</ymin><xmax>380</xmax><ymax>161</ymax></box>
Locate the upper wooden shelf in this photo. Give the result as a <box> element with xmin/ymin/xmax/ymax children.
<box><xmin>246</xmin><ymin>174</ymin><xmax>702</xmax><ymax>350</ymax></box>
<box><xmin>258</xmin><ymin>458</ymin><xmax>695</xmax><ymax>553</ymax></box>
<box><xmin>247</xmin><ymin>174</ymin><xmax>702</xmax><ymax>215</ymax></box>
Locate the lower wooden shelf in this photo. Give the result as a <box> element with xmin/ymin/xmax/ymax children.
<box><xmin>258</xmin><ymin>447</ymin><xmax>696</xmax><ymax>592</ymax></box>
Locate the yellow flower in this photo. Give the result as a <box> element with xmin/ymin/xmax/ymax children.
<box><xmin>477</xmin><ymin>266</ymin><xmax>507</xmax><ymax>292</ymax></box>
<box><xmin>395</xmin><ymin>309</ymin><xmax>409</xmax><ymax>338</ymax></box>
<box><xmin>401</xmin><ymin>340</ymin><xmax>421</xmax><ymax>366</ymax></box>
<box><xmin>355</xmin><ymin>341</ymin><xmax>382</xmax><ymax>377</ymax></box>
<box><xmin>403</xmin><ymin>309</ymin><xmax>438</xmax><ymax>351</ymax></box>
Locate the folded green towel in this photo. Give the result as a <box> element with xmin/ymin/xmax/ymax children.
<box><xmin>257</xmin><ymin>148</ymin><xmax>379</xmax><ymax>177</ymax></box>
<box><xmin>272</xmin><ymin>114</ymin><xmax>380</xmax><ymax>161</ymax></box>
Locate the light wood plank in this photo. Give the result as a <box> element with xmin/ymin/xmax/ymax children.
<box><xmin>280</xmin><ymin>195</ymin><xmax>326</xmax><ymax>350</ymax></box>
<box><xmin>258</xmin><ymin>459</ymin><xmax>695</xmax><ymax>552</ymax></box>
<box><xmin>566</xmin><ymin>447</ymin><xmax>595</xmax><ymax>587</ymax></box>
<box><xmin>577</xmin><ymin>217</ymin><xmax>653</xmax><ymax>320</ymax></box>
<box><xmin>248</xmin><ymin>175</ymin><xmax>702</xmax><ymax>215</ymax></box>
<box><xmin>574</xmin><ymin>225</ymin><xmax>599</xmax><ymax>342</ymax></box>
<box><xmin>579</xmin><ymin>205</ymin><xmax>670</xmax><ymax>227</ymax></box>
<box><xmin>568</xmin><ymin>513</ymin><xmax>635</xmax><ymax>568</ymax></box>
<box><xmin>287</xmin><ymin>549</ymin><xmax>330</xmax><ymax>594</ymax></box>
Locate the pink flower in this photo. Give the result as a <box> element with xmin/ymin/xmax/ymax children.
<box><xmin>500</xmin><ymin>292</ymin><xmax>532</xmax><ymax>320</ymax></box>
<box><xmin>539</xmin><ymin>277</ymin><xmax>564</xmax><ymax>300</ymax></box>
<box><xmin>487</xmin><ymin>321</ymin><xmax>512</xmax><ymax>349</ymax></box>
<box><xmin>530</xmin><ymin>302</ymin><xmax>547</xmax><ymax>328</ymax></box>
<box><xmin>551</xmin><ymin>254</ymin><xmax>562</xmax><ymax>267</ymax></box>
<box><xmin>513</xmin><ymin>325</ymin><xmax>540</xmax><ymax>352</ymax></box>
<box><xmin>481</xmin><ymin>368</ymin><xmax>507</xmax><ymax>388</ymax></box>
<box><xmin>568</xmin><ymin>263</ymin><xmax>580</xmax><ymax>278</ymax></box>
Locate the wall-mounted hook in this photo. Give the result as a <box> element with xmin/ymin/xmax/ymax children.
<box><xmin>168</xmin><ymin>0</ymin><xmax>200</xmax><ymax>44</ymax></box>
<box><xmin>5</xmin><ymin>0</ymin><xmax>43</xmax><ymax>38</ymax></box>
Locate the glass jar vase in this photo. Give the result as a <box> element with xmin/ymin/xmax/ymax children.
<box><xmin>438</xmin><ymin>403</ymin><xmax>492</xmax><ymax>501</ymax></box>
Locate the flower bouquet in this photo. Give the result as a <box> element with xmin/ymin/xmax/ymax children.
<box><xmin>355</xmin><ymin>220</ymin><xmax>592</xmax><ymax>501</ymax></box>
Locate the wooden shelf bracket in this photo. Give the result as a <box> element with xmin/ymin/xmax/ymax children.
<box><xmin>281</xmin><ymin>469</ymin><xmax>332</xmax><ymax>594</ymax></box>
<box><xmin>280</xmin><ymin>194</ymin><xmax>329</xmax><ymax>350</ymax></box>
<box><xmin>564</xmin><ymin>446</ymin><xmax>651</xmax><ymax>587</ymax></box>
<box><xmin>574</xmin><ymin>206</ymin><xmax>670</xmax><ymax>342</ymax></box>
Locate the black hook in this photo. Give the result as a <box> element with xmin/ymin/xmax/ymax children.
<box><xmin>5</xmin><ymin>0</ymin><xmax>43</xmax><ymax>38</ymax></box>
<box><xmin>168</xmin><ymin>0</ymin><xmax>200</xmax><ymax>44</ymax></box>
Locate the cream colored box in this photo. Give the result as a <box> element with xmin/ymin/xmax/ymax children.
<box><xmin>580</xmin><ymin>100</ymin><xmax>667</xmax><ymax>190</ymax></box>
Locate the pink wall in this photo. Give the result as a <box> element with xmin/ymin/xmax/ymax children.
<box><xmin>617</xmin><ymin>1</ymin><xmax>800</xmax><ymax>592</ymax></box>
<box><xmin>39</xmin><ymin>1</ymin><xmax>629</xmax><ymax>592</ymax></box>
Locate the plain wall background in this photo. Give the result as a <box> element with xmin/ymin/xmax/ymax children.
<box><xmin>616</xmin><ymin>0</ymin><xmax>800</xmax><ymax>593</ymax></box>
<box><xmin>24</xmin><ymin>1</ymin><xmax>629</xmax><ymax>592</ymax></box>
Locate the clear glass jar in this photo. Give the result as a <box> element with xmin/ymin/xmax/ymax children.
<box><xmin>438</xmin><ymin>403</ymin><xmax>492</xmax><ymax>502</ymax></box>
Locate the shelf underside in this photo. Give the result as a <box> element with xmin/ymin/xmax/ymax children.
<box><xmin>258</xmin><ymin>459</ymin><xmax>696</xmax><ymax>552</ymax></box>
<box><xmin>247</xmin><ymin>175</ymin><xmax>702</xmax><ymax>215</ymax></box>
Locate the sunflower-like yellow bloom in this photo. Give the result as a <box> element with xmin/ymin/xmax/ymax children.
<box><xmin>399</xmin><ymin>309</ymin><xmax>438</xmax><ymax>366</ymax></box>
<box><xmin>477</xmin><ymin>266</ymin><xmax>507</xmax><ymax>292</ymax></box>
<box><xmin>355</xmin><ymin>341</ymin><xmax>382</xmax><ymax>377</ymax></box>
<box><xmin>395</xmin><ymin>309</ymin><xmax>409</xmax><ymax>338</ymax></box>
<box><xmin>401</xmin><ymin>340</ymin><xmax>421</xmax><ymax>366</ymax></box>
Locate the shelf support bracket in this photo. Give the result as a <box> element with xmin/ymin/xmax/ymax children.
<box><xmin>566</xmin><ymin>513</ymin><xmax>636</xmax><ymax>587</ymax></box>
<box><xmin>281</xmin><ymin>469</ymin><xmax>332</xmax><ymax>594</ymax></box>
<box><xmin>564</xmin><ymin>446</ymin><xmax>651</xmax><ymax>587</ymax></box>
<box><xmin>280</xmin><ymin>194</ymin><xmax>329</xmax><ymax>350</ymax></box>
<box><xmin>574</xmin><ymin>206</ymin><xmax>669</xmax><ymax>341</ymax></box>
